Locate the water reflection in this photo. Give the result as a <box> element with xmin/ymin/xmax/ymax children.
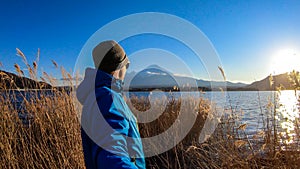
<box><xmin>277</xmin><ymin>90</ymin><xmax>300</xmax><ymax>146</ymax></box>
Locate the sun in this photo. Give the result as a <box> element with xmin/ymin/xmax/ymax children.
<box><xmin>271</xmin><ymin>48</ymin><xmax>300</xmax><ymax>74</ymax></box>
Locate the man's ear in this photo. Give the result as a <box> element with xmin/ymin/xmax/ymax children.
<box><xmin>110</xmin><ymin>70</ymin><xmax>116</xmax><ymax>76</ymax></box>
<box><xmin>112</xmin><ymin>70</ymin><xmax>120</xmax><ymax>79</ymax></box>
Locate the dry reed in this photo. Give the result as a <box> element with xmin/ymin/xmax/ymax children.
<box><xmin>0</xmin><ymin>49</ymin><xmax>299</xmax><ymax>168</ymax></box>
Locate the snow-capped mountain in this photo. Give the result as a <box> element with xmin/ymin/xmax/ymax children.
<box><xmin>123</xmin><ymin>65</ymin><xmax>247</xmax><ymax>90</ymax></box>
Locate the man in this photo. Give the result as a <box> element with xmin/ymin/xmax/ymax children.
<box><xmin>77</xmin><ymin>40</ymin><xmax>145</xmax><ymax>169</ymax></box>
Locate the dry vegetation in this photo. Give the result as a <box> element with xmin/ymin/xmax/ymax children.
<box><xmin>0</xmin><ymin>49</ymin><xmax>299</xmax><ymax>168</ymax></box>
<box><xmin>0</xmin><ymin>88</ymin><xmax>84</xmax><ymax>168</ymax></box>
<box><xmin>130</xmin><ymin>92</ymin><xmax>300</xmax><ymax>169</ymax></box>
<box><xmin>1</xmin><ymin>50</ymin><xmax>84</xmax><ymax>168</ymax></box>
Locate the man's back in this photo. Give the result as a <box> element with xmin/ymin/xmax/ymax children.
<box><xmin>77</xmin><ymin>68</ymin><xmax>145</xmax><ymax>169</ymax></box>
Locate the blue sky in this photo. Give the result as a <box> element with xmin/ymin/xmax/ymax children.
<box><xmin>1</xmin><ymin>0</ymin><xmax>300</xmax><ymax>83</ymax></box>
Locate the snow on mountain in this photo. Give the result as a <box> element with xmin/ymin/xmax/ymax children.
<box><xmin>124</xmin><ymin>65</ymin><xmax>248</xmax><ymax>89</ymax></box>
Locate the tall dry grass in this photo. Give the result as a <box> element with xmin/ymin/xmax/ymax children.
<box><xmin>1</xmin><ymin>49</ymin><xmax>299</xmax><ymax>168</ymax></box>
<box><xmin>130</xmin><ymin>93</ymin><xmax>300</xmax><ymax>169</ymax></box>
<box><xmin>0</xmin><ymin>89</ymin><xmax>84</xmax><ymax>168</ymax></box>
<box><xmin>0</xmin><ymin>50</ymin><xmax>84</xmax><ymax>168</ymax></box>
<box><xmin>128</xmin><ymin>69</ymin><xmax>300</xmax><ymax>168</ymax></box>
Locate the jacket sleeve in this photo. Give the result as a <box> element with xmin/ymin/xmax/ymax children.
<box><xmin>92</xmin><ymin>93</ymin><xmax>138</xmax><ymax>169</ymax></box>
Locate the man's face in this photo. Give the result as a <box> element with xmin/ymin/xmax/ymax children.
<box><xmin>117</xmin><ymin>62</ymin><xmax>129</xmax><ymax>81</ymax></box>
<box><xmin>118</xmin><ymin>66</ymin><xmax>127</xmax><ymax>80</ymax></box>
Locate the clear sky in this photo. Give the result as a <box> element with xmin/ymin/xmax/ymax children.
<box><xmin>1</xmin><ymin>0</ymin><xmax>300</xmax><ymax>83</ymax></box>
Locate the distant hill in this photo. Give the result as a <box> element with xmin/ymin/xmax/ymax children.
<box><xmin>196</xmin><ymin>79</ymin><xmax>248</xmax><ymax>89</ymax></box>
<box><xmin>124</xmin><ymin>65</ymin><xmax>248</xmax><ymax>91</ymax></box>
<box><xmin>2</xmin><ymin>67</ymin><xmax>296</xmax><ymax>91</ymax></box>
<box><xmin>125</xmin><ymin>65</ymin><xmax>299</xmax><ymax>91</ymax></box>
<box><xmin>245</xmin><ymin>73</ymin><xmax>293</xmax><ymax>91</ymax></box>
<box><xmin>0</xmin><ymin>70</ymin><xmax>52</xmax><ymax>89</ymax></box>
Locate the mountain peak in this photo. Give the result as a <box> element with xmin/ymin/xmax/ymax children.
<box><xmin>145</xmin><ymin>64</ymin><xmax>173</xmax><ymax>75</ymax></box>
<box><xmin>147</xmin><ymin>64</ymin><xmax>164</xmax><ymax>69</ymax></box>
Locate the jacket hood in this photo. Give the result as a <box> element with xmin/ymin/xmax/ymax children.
<box><xmin>76</xmin><ymin>68</ymin><xmax>123</xmax><ymax>104</ymax></box>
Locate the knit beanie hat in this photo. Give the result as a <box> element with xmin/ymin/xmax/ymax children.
<box><xmin>92</xmin><ymin>40</ymin><xmax>129</xmax><ymax>73</ymax></box>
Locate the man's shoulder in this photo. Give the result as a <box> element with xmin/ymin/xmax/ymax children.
<box><xmin>95</xmin><ymin>87</ymin><xmax>130</xmax><ymax>117</ymax></box>
<box><xmin>95</xmin><ymin>86</ymin><xmax>111</xmax><ymax>94</ymax></box>
<box><xmin>95</xmin><ymin>86</ymin><xmax>123</xmax><ymax>101</ymax></box>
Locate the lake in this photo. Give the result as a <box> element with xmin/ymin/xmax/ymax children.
<box><xmin>3</xmin><ymin>89</ymin><xmax>299</xmax><ymax>145</ymax></box>
<box><xmin>1</xmin><ymin>89</ymin><xmax>55</xmax><ymax>126</ymax></box>
<box><xmin>127</xmin><ymin>90</ymin><xmax>300</xmax><ymax>146</ymax></box>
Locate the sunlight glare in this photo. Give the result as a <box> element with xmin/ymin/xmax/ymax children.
<box><xmin>271</xmin><ymin>48</ymin><xmax>300</xmax><ymax>74</ymax></box>
<box><xmin>277</xmin><ymin>90</ymin><xmax>300</xmax><ymax>146</ymax></box>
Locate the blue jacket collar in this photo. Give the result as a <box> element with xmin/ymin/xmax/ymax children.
<box><xmin>77</xmin><ymin>68</ymin><xmax>124</xmax><ymax>104</ymax></box>
<box><xmin>93</xmin><ymin>68</ymin><xmax>123</xmax><ymax>93</ymax></box>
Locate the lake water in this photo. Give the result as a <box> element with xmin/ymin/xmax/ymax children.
<box><xmin>127</xmin><ymin>90</ymin><xmax>300</xmax><ymax>146</ymax></box>
<box><xmin>3</xmin><ymin>90</ymin><xmax>299</xmax><ymax>145</ymax></box>
<box><xmin>1</xmin><ymin>89</ymin><xmax>55</xmax><ymax>125</ymax></box>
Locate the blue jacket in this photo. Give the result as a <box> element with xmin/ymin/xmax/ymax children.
<box><xmin>77</xmin><ymin>68</ymin><xmax>146</xmax><ymax>169</ymax></box>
